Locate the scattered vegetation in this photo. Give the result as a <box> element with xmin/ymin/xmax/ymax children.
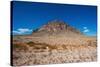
<box><xmin>13</xmin><ymin>43</ymin><xmax>28</xmax><ymax>51</ymax></box>
<box><xmin>12</xmin><ymin>37</ymin><xmax>97</xmax><ymax>66</ymax></box>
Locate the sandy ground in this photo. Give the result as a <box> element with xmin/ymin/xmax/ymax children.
<box><xmin>12</xmin><ymin>36</ymin><xmax>97</xmax><ymax>66</ymax></box>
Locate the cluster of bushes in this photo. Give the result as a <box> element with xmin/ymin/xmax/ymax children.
<box><xmin>27</xmin><ymin>41</ymin><xmax>49</xmax><ymax>50</ymax></box>
<box><xmin>26</xmin><ymin>41</ymin><xmax>60</xmax><ymax>50</ymax></box>
<box><xmin>13</xmin><ymin>43</ymin><xmax>28</xmax><ymax>51</ymax></box>
<box><xmin>13</xmin><ymin>39</ymin><xmax>97</xmax><ymax>52</ymax></box>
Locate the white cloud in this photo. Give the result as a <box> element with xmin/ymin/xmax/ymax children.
<box><xmin>13</xmin><ymin>30</ymin><xmax>22</xmax><ymax>34</ymax></box>
<box><xmin>13</xmin><ymin>28</ymin><xmax>32</xmax><ymax>35</ymax></box>
<box><xmin>83</xmin><ymin>27</ymin><xmax>87</xmax><ymax>29</ymax></box>
<box><xmin>83</xmin><ymin>27</ymin><xmax>90</xmax><ymax>33</ymax></box>
<box><xmin>83</xmin><ymin>29</ymin><xmax>89</xmax><ymax>33</ymax></box>
<box><xmin>17</xmin><ymin>28</ymin><xmax>32</xmax><ymax>33</ymax></box>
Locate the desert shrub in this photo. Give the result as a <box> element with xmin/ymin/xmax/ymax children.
<box><xmin>34</xmin><ymin>44</ymin><xmax>49</xmax><ymax>50</ymax></box>
<box><xmin>86</xmin><ymin>40</ymin><xmax>97</xmax><ymax>47</ymax></box>
<box><xmin>27</xmin><ymin>41</ymin><xmax>35</xmax><ymax>44</ymax></box>
<box><xmin>27</xmin><ymin>41</ymin><xmax>50</xmax><ymax>50</ymax></box>
<box><xmin>48</xmin><ymin>45</ymin><xmax>59</xmax><ymax>50</ymax></box>
<box><xmin>13</xmin><ymin>43</ymin><xmax>28</xmax><ymax>50</ymax></box>
<box><xmin>27</xmin><ymin>41</ymin><xmax>35</xmax><ymax>47</ymax></box>
<box><xmin>27</xmin><ymin>41</ymin><xmax>46</xmax><ymax>45</ymax></box>
<box><xmin>62</xmin><ymin>45</ymin><xmax>67</xmax><ymax>49</ymax></box>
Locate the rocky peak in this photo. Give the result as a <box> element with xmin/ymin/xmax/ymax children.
<box><xmin>38</xmin><ymin>19</ymin><xmax>68</xmax><ymax>32</ymax></box>
<box><xmin>32</xmin><ymin>19</ymin><xmax>82</xmax><ymax>36</ymax></box>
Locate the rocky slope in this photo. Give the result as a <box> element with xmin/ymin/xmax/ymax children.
<box><xmin>32</xmin><ymin>19</ymin><xmax>83</xmax><ymax>37</ymax></box>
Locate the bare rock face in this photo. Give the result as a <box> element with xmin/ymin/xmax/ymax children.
<box><xmin>32</xmin><ymin>19</ymin><xmax>82</xmax><ymax>36</ymax></box>
<box><xmin>38</xmin><ymin>20</ymin><xmax>67</xmax><ymax>32</ymax></box>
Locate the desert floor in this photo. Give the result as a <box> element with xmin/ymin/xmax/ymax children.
<box><xmin>12</xmin><ymin>36</ymin><xmax>97</xmax><ymax>66</ymax></box>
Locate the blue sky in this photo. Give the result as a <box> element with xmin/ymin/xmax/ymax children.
<box><xmin>12</xmin><ymin>1</ymin><xmax>97</xmax><ymax>36</ymax></box>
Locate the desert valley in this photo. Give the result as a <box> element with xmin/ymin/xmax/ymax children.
<box><xmin>12</xmin><ymin>20</ymin><xmax>97</xmax><ymax>66</ymax></box>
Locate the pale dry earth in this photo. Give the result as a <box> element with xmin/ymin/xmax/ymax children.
<box><xmin>12</xmin><ymin>36</ymin><xmax>97</xmax><ymax>66</ymax></box>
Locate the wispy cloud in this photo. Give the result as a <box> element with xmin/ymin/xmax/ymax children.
<box><xmin>13</xmin><ymin>28</ymin><xmax>32</xmax><ymax>35</ymax></box>
<box><xmin>83</xmin><ymin>27</ymin><xmax>90</xmax><ymax>33</ymax></box>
